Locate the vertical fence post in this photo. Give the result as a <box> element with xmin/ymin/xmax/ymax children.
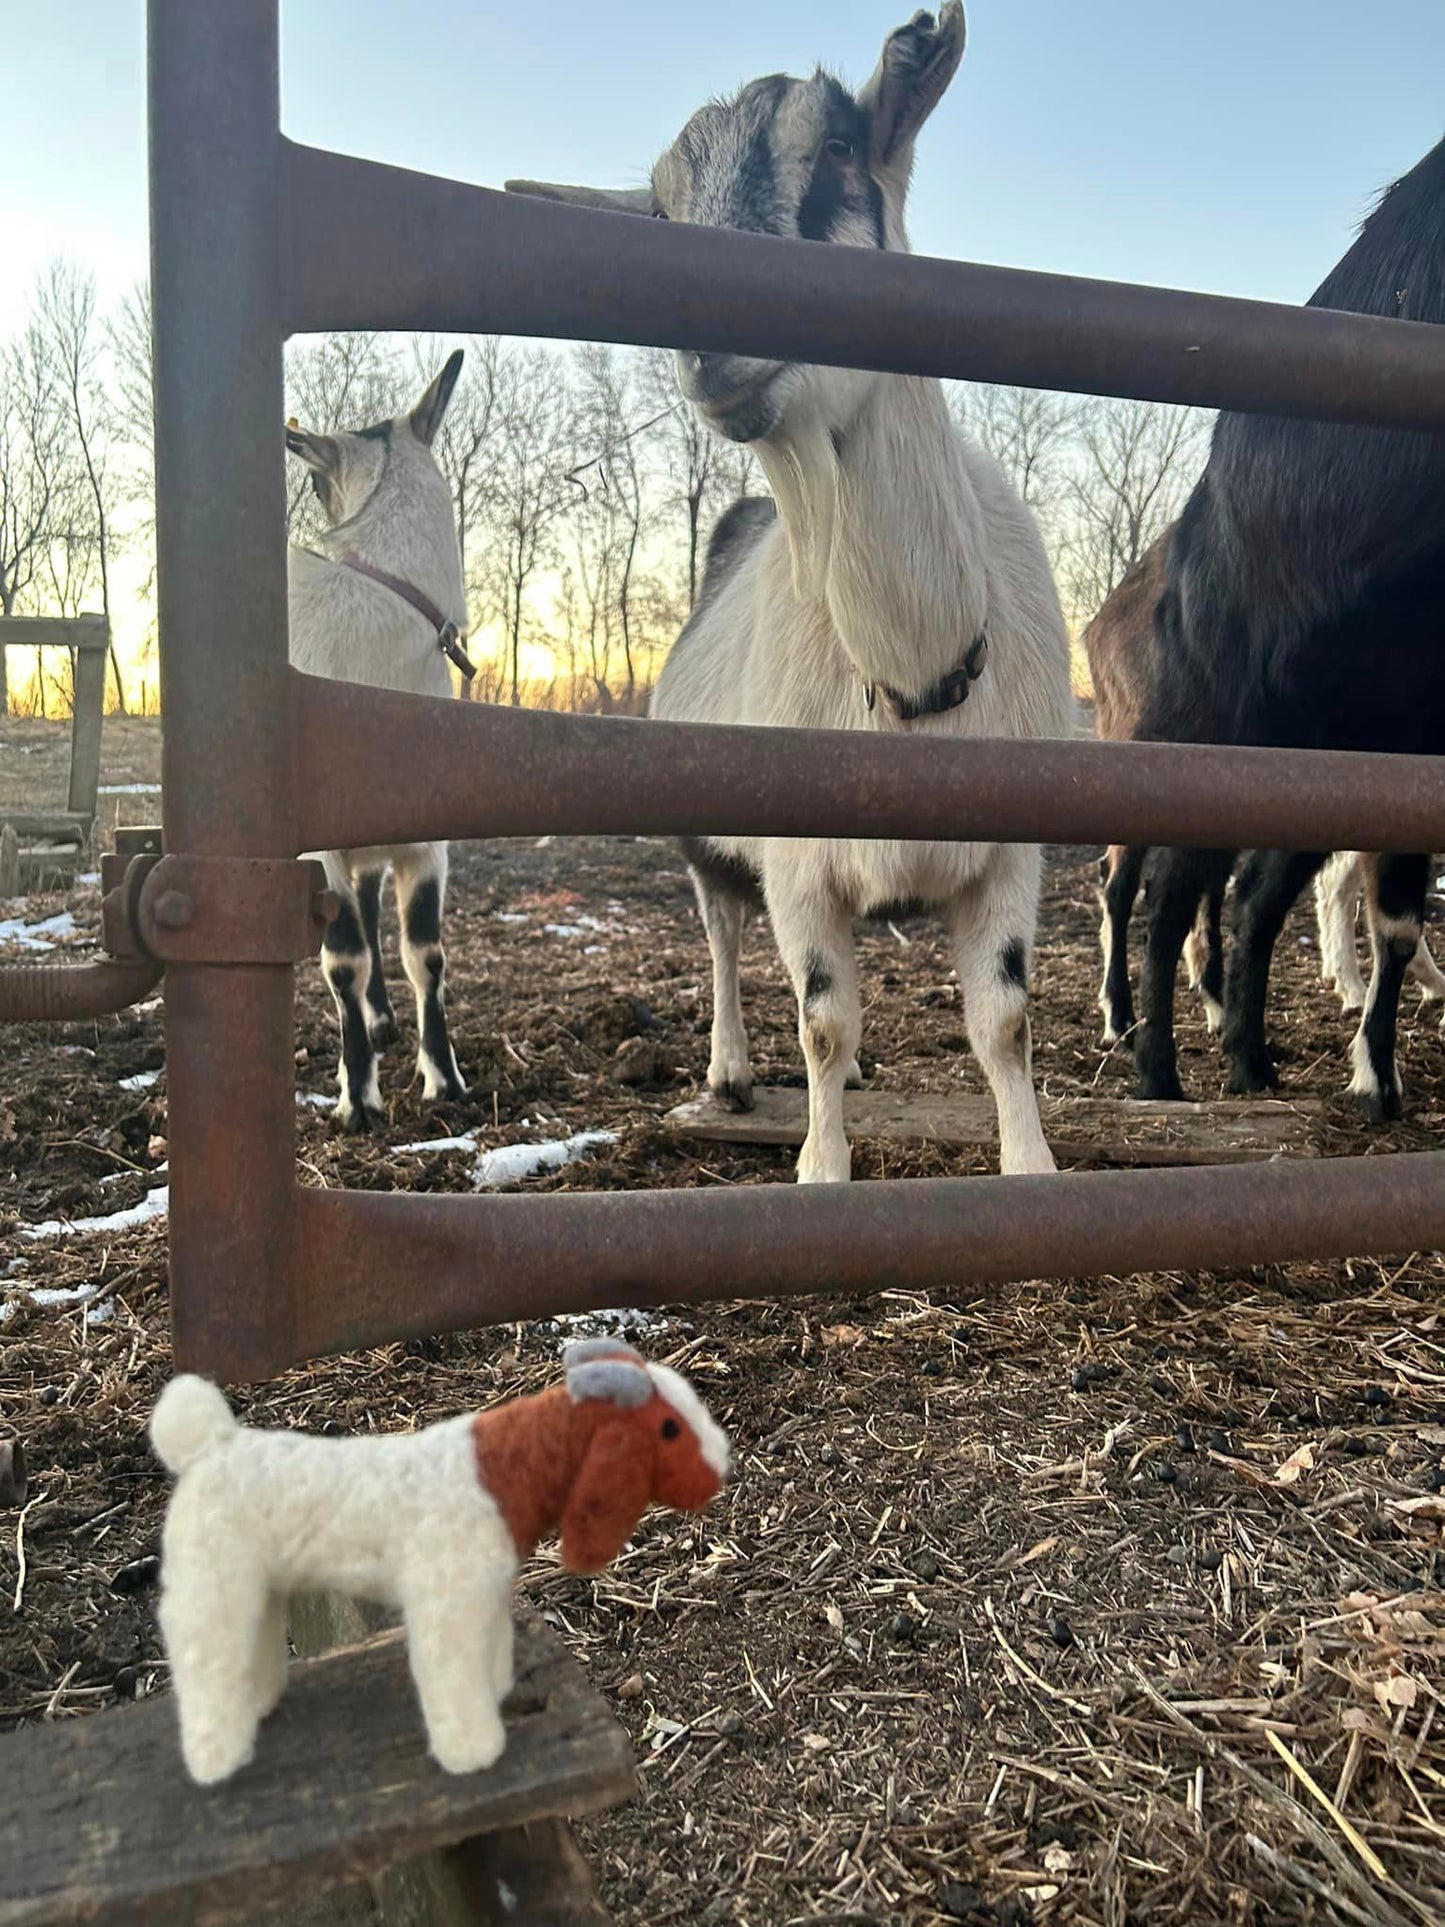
<box><xmin>149</xmin><ymin>0</ymin><xmax>299</xmax><ymax>1376</ymax></box>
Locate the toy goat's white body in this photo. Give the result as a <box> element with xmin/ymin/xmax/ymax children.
<box><xmin>155</xmin><ymin>1384</ymin><xmax>515</xmax><ymax>1783</ymax></box>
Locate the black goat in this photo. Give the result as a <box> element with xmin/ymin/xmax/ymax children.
<box><xmin>1129</xmin><ymin>134</ymin><xmax>1445</xmax><ymax>1116</ymax></box>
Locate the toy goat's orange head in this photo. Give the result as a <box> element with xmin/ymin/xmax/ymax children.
<box><xmin>558</xmin><ymin>1339</ymin><xmax>730</xmax><ymax>1575</ymax></box>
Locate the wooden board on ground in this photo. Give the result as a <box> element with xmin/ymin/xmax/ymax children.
<box><xmin>0</xmin><ymin>1617</ymin><xmax>635</xmax><ymax>1927</ymax></box>
<box><xmin>663</xmin><ymin>1086</ymin><xmax>1323</xmax><ymax>1166</ymax></box>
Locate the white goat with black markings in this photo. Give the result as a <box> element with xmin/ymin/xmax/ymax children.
<box><xmin>287</xmin><ymin>352</ymin><xmax>470</xmax><ymax>1130</ymax></box>
<box><xmin>511</xmin><ymin>4</ymin><xmax>1072</xmax><ymax>1179</ymax></box>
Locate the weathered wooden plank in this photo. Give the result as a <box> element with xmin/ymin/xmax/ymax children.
<box><xmin>68</xmin><ymin>640</ymin><xmax>108</xmax><ymax>819</ymax></box>
<box><xmin>0</xmin><ymin>1619</ymin><xmax>635</xmax><ymax>1927</ymax></box>
<box><xmin>0</xmin><ymin>814</ymin><xmax>91</xmax><ymax>843</ymax></box>
<box><xmin>663</xmin><ymin>1086</ymin><xmax>1322</xmax><ymax>1166</ymax></box>
<box><xmin>0</xmin><ymin>616</ymin><xmax>109</xmax><ymax>653</ymax></box>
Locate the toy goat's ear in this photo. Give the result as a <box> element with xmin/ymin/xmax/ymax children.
<box><xmin>562</xmin><ymin>1336</ymin><xmax>645</xmax><ymax>1371</ymax></box>
<box><xmin>560</xmin><ymin>1428</ymin><xmax>654</xmax><ymax>1574</ymax></box>
<box><xmin>565</xmin><ymin>1355</ymin><xmax>652</xmax><ymax>1408</ymax></box>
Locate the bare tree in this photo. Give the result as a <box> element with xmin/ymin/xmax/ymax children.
<box><xmin>485</xmin><ymin>345</ymin><xmax>578</xmax><ymax>706</ymax></box>
<box><xmin>1060</xmin><ymin>396</ymin><xmax>1209</xmax><ymax>624</ymax></box>
<box><xmin>0</xmin><ymin>320</ymin><xmax>68</xmax><ymax>713</ymax></box>
<box><xmin>950</xmin><ymin>382</ymin><xmax>1077</xmax><ymax>542</ymax></box>
<box><xmin>36</xmin><ymin>261</ymin><xmax>128</xmax><ymax>708</ymax></box>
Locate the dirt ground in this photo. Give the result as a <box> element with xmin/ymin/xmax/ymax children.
<box><xmin>2</xmin><ymin>714</ymin><xmax>1443</xmax><ymax>1927</ymax></box>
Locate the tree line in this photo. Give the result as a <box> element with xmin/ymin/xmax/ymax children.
<box><xmin>1</xmin><ymin>260</ymin><xmax>1211</xmax><ymax>718</ymax></box>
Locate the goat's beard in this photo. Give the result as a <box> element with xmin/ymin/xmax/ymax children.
<box><xmin>755</xmin><ymin>409</ymin><xmax>839</xmax><ymax>606</ymax></box>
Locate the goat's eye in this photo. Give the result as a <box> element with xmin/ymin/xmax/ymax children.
<box><xmin>651</xmin><ymin>204</ymin><xmax>670</xmax><ymax>221</ymax></box>
<box><xmin>661</xmin><ymin>1417</ymin><xmax>681</xmax><ymax>1439</ymax></box>
<box><xmin>825</xmin><ymin>137</ymin><xmax>854</xmax><ymax>161</ymax></box>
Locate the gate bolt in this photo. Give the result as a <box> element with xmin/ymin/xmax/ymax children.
<box><xmin>151</xmin><ymin>890</ymin><xmax>195</xmax><ymax>931</ymax></box>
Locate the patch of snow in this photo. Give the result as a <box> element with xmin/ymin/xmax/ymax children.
<box><xmin>544</xmin><ymin>914</ymin><xmax>618</xmax><ymax>940</ymax></box>
<box><xmin>296</xmin><ymin>1091</ymin><xmax>333</xmax><ymax>1109</ymax></box>
<box><xmin>473</xmin><ymin>1130</ymin><xmax>616</xmax><ymax>1189</ymax></box>
<box><xmin>583</xmin><ymin>945</ymin><xmax>605</xmax><ymax>956</ymax></box>
<box><xmin>544</xmin><ymin>923</ymin><xmax>586</xmax><ymax>938</ymax></box>
<box><xmin>86</xmin><ymin>1298</ymin><xmax>116</xmax><ymax>1326</ymax></box>
<box><xmin>76</xmin><ymin>871</ymin><xmax>101</xmax><ymax>886</ymax></box>
<box><xmin>494</xmin><ymin>912</ymin><xmax>529</xmax><ymax>925</ymax></box>
<box><xmin>97</xmin><ymin>782</ymin><xmax>162</xmax><ymax>795</ymax></box>
<box><xmin>19</xmin><ymin>1281</ymin><xmax>102</xmax><ymax>1309</ymax></box>
<box><xmin>100</xmin><ymin>1161</ymin><xmax>167</xmax><ymax>1190</ymax></box>
<box><xmin>118</xmin><ymin>1070</ymin><xmax>161</xmax><ymax>1092</ymax></box>
<box><xmin>394</xmin><ymin>1131</ymin><xmax>481</xmax><ymax>1155</ymax></box>
<box><xmin>22</xmin><ymin>1186</ymin><xmax>170</xmax><ymax>1242</ymax></box>
<box><xmin>0</xmin><ymin>910</ymin><xmax>78</xmax><ymax>952</ymax></box>
<box><xmin>550</xmin><ymin>1306</ymin><xmax>673</xmax><ymax>1347</ymax></box>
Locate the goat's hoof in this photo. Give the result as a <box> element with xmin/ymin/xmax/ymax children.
<box><xmin>1135</xmin><ymin>1069</ymin><xmax>1186</xmax><ymax>1102</ymax></box>
<box><xmin>424</xmin><ymin>1074</ymin><xmax>469</xmax><ymax>1104</ymax></box>
<box><xmin>843</xmin><ymin>1058</ymin><xmax>866</xmax><ymax>1090</ymax></box>
<box><xmin>1226</xmin><ymin>1054</ymin><xmax>1278</xmax><ymax>1096</ymax></box>
<box><xmin>1349</xmin><ymin>1082</ymin><xmax>1403</xmax><ymax>1124</ymax></box>
<box><xmin>368</xmin><ymin>1012</ymin><xmax>398</xmax><ymax>1049</ymax></box>
<box><xmin>709</xmin><ymin>1078</ymin><xmax>755</xmax><ymax>1114</ymax></box>
<box><xmin>334</xmin><ymin>1101</ymin><xmax>387</xmax><ymax>1134</ymax></box>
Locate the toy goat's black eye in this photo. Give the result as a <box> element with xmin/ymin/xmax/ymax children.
<box><xmin>825</xmin><ymin>137</ymin><xmax>854</xmax><ymax>161</ymax></box>
<box><xmin>661</xmin><ymin>1417</ymin><xmax>681</xmax><ymax>1439</ymax></box>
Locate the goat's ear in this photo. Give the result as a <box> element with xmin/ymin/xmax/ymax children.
<box><xmin>559</xmin><ymin>1427</ymin><xmax>655</xmax><ymax>1573</ymax></box>
<box><xmin>859</xmin><ymin>2</ymin><xmax>966</xmax><ymax>179</ymax></box>
<box><xmin>504</xmin><ymin>179</ymin><xmax>656</xmax><ymax>218</ymax></box>
<box><xmin>566</xmin><ymin>1356</ymin><xmax>653</xmax><ymax>1408</ymax></box>
<box><xmin>285</xmin><ymin>424</ymin><xmax>339</xmax><ymax>473</ymax></box>
<box><xmin>409</xmin><ymin>349</ymin><xmax>464</xmax><ymax>447</ymax></box>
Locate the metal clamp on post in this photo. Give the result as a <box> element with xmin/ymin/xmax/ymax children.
<box><xmin>102</xmin><ymin>854</ymin><xmax>337</xmax><ymax>965</ymax></box>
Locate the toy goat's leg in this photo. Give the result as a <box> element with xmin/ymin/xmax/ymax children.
<box><xmin>356</xmin><ymin>865</ymin><xmax>397</xmax><ymax>1047</ymax></box>
<box><xmin>769</xmin><ymin>883</ymin><xmax>860</xmax><ymax>1185</ymax></box>
<box><xmin>402</xmin><ymin>1564</ymin><xmax>509</xmax><ymax>1774</ymax></box>
<box><xmin>392</xmin><ymin>842</ymin><xmax>467</xmax><ymax>1103</ymax></box>
<box><xmin>159</xmin><ymin>1566</ymin><xmax>268</xmax><ymax>1785</ymax></box>
<box><xmin>250</xmin><ymin>1589</ymin><xmax>290</xmax><ymax>1720</ymax></box>
<box><xmin>949</xmin><ymin>848</ymin><xmax>1054</xmax><ymax>1176</ymax></box>
<box><xmin>319</xmin><ymin>853</ymin><xmax>385</xmax><ymax>1132</ymax></box>
<box><xmin>690</xmin><ymin>863</ymin><xmax>754</xmax><ymax>1112</ymax></box>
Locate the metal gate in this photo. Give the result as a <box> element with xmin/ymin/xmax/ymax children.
<box><xmin>57</xmin><ymin>0</ymin><xmax>1445</xmax><ymax>1379</ymax></box>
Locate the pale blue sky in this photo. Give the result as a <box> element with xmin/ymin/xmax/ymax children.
<box><xmin>6</xmin><ymin>1</ymin><xmax>1443</xmax><ymax>337</ymax></box>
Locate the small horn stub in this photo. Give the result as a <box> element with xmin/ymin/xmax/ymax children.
<box><xmin>562</xmin><ymin>1336</ymin><xmax>645</xmax><ymax>1369</ymax></box>
<box><xmin>565</xmin><ymin>1357</ymin><xmax>653</xmax><ymax>1409</ymax></box>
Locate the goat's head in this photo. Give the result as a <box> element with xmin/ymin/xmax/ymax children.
<box><xmin>556</xmin><ymin>1339</ymin><xmax>730</xmax><ymax>1574</ymax></box>
<box><xmin>506</xmin><ymin>7</ymin><xmax>964</xmax><ymax>446</ymax></box>
<box><xmin>284</xmin><ymin>349</ymin><xmax>464</xmax><ymax>530</ymax></box>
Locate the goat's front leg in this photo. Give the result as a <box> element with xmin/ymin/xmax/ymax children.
<box><xmin>356</xmin><ymin>865</ymin><xmax>398</xmax><ymax>1047</ymax></box>
<box><xmin>320</xmin><ymin>856</ymin><xmax>385</xmax><ymax>1132</ymax></box>
<box><xmin>690</xmin><ymin>862</ymin><xmax>754</xmax><ymax>1111</ymax></box>
<box><xmin>1222</xmin><ymin>848</ymin><xmax>1324</xmax><ymax>1095</ymax></box>
<box><xmin>1134</xmin><ymin>847</ymin><xmax>1232</xmax><ymax>1101</ymax></box>
<box><xmin>1097</xmin><ymin>842</ymin><xmax>1144</xmax><ymax>1044</ymax></box>
<box><xmin>950</xmin><ymin>848</ymin><xmax>1054</xmax><ymax>1176</ymax></box>
<box><xmin>393</xmin><ymin>842</ymin><xmax>467</xmax><ymax>1104</ymax></box>
<box><xmin>1350</xmin><ymin>851</ymin><xmax>1429</xmax><ymax>1120</ymax></box>
<box><xmin>769</xmin><ymin>884</ymin><xmax>859</xmax><ymax>1185</ymax></box>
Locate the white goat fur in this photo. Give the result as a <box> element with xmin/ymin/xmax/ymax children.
<box><xmin>1314</xmin><ymin>850</ymin><xmax>1445</xmax><ymax>1022</ymax></box>
<box><xmin>512</xmin><ymin>5</ymin><xmax>1074</xmax><ymax>1180</ymax></box>
<box><xmin>287</xmin><ymin>354</ymin><xmax>469</xmax><ymax>1128</ymax></box>
<box><xmin>153</xmin><ymin>1379</ymin><xmax>511</xmax><ymax>1784</ymax></box>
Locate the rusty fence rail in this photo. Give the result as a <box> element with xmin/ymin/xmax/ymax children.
<box><xmin>117</xmin><ymin>0</ymin><xmax>1445</xmax><ymax>1378</ymax></box>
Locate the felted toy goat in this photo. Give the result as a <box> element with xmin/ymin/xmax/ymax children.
<box><xmin>150</xmin><ymin>1340</ymin><xmax>729</xmax><ymax>1785</ymax></box>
